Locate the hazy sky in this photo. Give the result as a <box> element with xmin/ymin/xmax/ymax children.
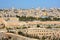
<box><xmin>0</xmin><ymin>0</ymin><xmax>60</xmax><ymax>9</ymax></box>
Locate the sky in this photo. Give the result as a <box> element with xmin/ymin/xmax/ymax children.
<box><xmin>0</xmin><ymin>0</ymin><xmax>60</xmax><ymax>9</ymax></box>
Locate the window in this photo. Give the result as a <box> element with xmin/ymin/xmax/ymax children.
<box><xmin>49</xmin><ymin>33</ymin><xmax>51</xmax><ymax>34</ymax></box>
<box><xmin>42</xmin><ymin>33</ymin><xmax>43</xmax><ymax>35</ymax></box>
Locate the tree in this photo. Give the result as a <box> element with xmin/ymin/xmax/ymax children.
<box><xmin>42</xmin><ymin>36</ymin><xmax>46</xmax><ymax>40</ymax></box>
<box><xmin>37</xmin><ymin>24</ymin><xmax>40</xmax><ymax>28</ymax></box>
<box><xmin>22</xmin><ymin>27</ymin><xmax>27</xmax><ymax>29</ymax></box>
<box><xmin>46</xmin><ymin>25</ymin><xmax>52</xmax><ymax>29</ymax></box>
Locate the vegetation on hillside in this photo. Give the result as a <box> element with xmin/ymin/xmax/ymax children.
<box><xmin>16</xmin><ymin>15</ymin><xmax>60</xmax><ymax>21</ymax></box>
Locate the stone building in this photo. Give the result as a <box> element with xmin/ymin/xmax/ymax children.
<box><xmin>21</xmin><ymin>28</ymin><xmax>60</xmax><ymax>38</ymax></box>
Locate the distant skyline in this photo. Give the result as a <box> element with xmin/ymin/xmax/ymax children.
<box><xmin>0</xmin><ymin>0</ymin><xmax>60</xmax><ymax>9</ymax></box>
